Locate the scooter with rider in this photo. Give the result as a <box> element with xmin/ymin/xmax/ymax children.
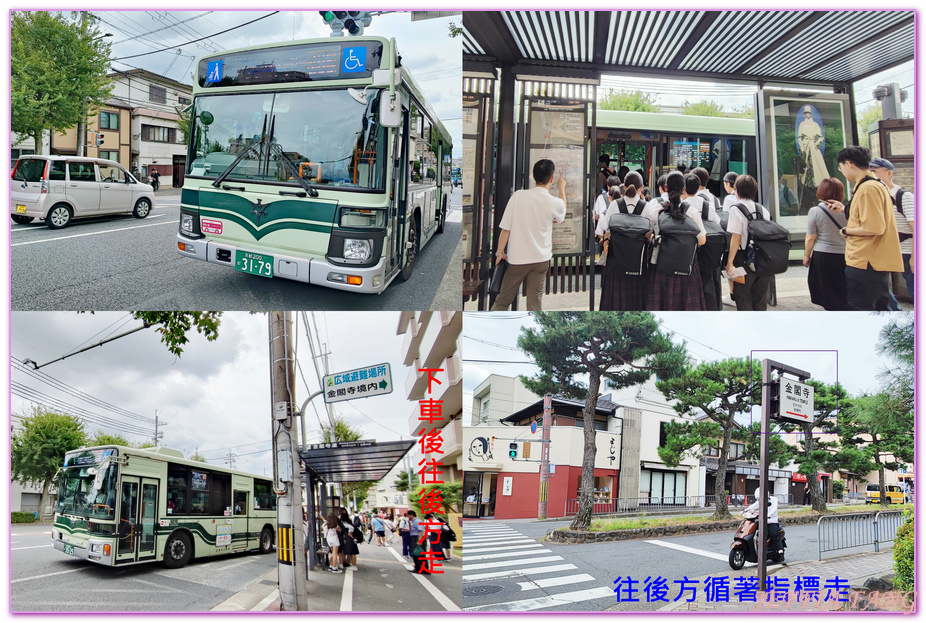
<box><xmin>729</xmin><ymin>488</ymin><xmax>787</xmax><ymax>569</ymax></box>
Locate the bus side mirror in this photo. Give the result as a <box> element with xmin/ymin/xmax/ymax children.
<box><xmin>380</xmin><ymin>92</ymin><xmax>403</xmax><ymax>128</ymax></box>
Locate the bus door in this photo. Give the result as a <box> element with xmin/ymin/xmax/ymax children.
<box><xmin>117</xmin><ymin>476</ymin><xmax>158</xmax><ymax>563</ymax></box>
<box><xmin>232</xmin><ymin>489</ymin><xmax>249</xmax><ymax>551</ymax></box>
<box><xmin>389</xmin><ymin>105</ymin><xmax>410</xmax><ymax>271</ymax></box>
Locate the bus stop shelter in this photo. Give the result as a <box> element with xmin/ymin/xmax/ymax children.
<box><xmin>299</xmin><ymin>439</ymin><xmax>414</xmax><ymax>570</ymax></box>
<box><xmin>461</xmin><ymin>11</ymin><xmax>915</xmax><ymax>309</ymax></box>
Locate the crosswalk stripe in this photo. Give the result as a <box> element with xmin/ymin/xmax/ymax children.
<box><xmin>463</xmin><ymin>563</ymin><xmax>578</xmax><ymax>582</ymax></box>
<box><xmin>463</xmin><ymin>542</ymin><xmax>542</xmax><ymax>554</ymax></box>
<box><xmin>517</xmin><ymin>574</ymin><xmax>596</xmax><ymax>591</ymax></box>
<box><xmin>463</xmin><ymin>548</ymin><xmax>552</xmax><ymax>561</ymax></box>
<box><xmin>462</xmin><ymin>536</ymin><xmax>524</xmax><ymax>544</ymax></box>
<box><xmin>464</xmin><ymin>586</ymin><xmax>616</xmax><ymax>611</ymax></box>
<box><xmin>643</xmin><ymin>539</ymin><xmax>730</xmax><ymax>562</ymax></box>
<box><xmin>463</xmin><ymin>555</ymin><xmax>563</xmax><ymax>571</ymax></box>
<box><xmin>463</xmin><ymin>531</ymin><xmax>519</xmax><ymax>537</ymax></box>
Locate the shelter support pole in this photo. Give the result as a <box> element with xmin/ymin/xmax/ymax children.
<box><xmin>489</xmin><ymin>63</ymin><xmax>517</xmax><ymax>310</ymax></box>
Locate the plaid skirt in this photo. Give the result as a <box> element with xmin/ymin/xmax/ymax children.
<box><xmin>600</xmin><ymin>263</ymin><xmax>647</xmax><ymax>311</ymax></box>
<box><xmin>647</xmin><ymin>268</ymin><xmax>706</xmax><ymax>311</ymax></box>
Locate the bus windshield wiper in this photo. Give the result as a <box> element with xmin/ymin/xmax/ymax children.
<box><xmin>211</xmin><ymin>140</ymin><xmax>261</xmax><ymax>188</ymax></box>
<box><xmin>269</xmin><ymin>143</ymin><xmax>319</xmax><ymax>197</ymax></box>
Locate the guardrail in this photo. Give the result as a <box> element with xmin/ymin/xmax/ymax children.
<box><xmin>563</xmin><ymin>493</ymin><xmax>794</xmax><ymax>517</ymax></box>
<box><xmin>816</xmin><ymin>511</ymin><xmax>904</xmax><ymax>560</ymax></box>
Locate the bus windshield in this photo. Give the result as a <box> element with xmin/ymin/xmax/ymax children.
<box><xmin>187</xmin><ymin>89</ymin><xmax>387</xmax><ymax>191</ymax></box>
<box><xmin>55</xmin><ymin>463</ymin><xmax>118</xmax><ymax>520</ymax></box>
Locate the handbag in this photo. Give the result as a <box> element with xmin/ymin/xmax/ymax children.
<box><xmin>487</xmin><ymin>259</ymin><xmax>508</xmax><ymax>295</ymax></box>
<box><xmin>595</xmin><ymin>239</ymin><xmax>609</xmax><ymax>267</ymax></box>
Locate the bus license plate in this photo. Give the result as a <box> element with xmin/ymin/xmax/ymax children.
<box><xmin>16</xmin><ymin>205</ymin><xmax>27</xmax><ymax>214</ymax></box>
<box><xmin>63</xmin><ymin>543</ymin><xmax>75</xmax><ymax>556</ymax></box>
<box><xmin>235</xmin><ymin>251</ymin><xmax>273</xmax><ymax>278</ymax></box>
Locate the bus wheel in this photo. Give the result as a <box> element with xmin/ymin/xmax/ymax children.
<box><xmin>259</xmin><ymin>527</ymin><xmax>274</xmax><ymax>554</ymax></box>
<box><xmin>163</xmin><ymin>532</ymin><xmax>192</xmax><ymax>568</ymax></box>
<box><xmin>400</xmin><ymin>215</ymin><xmax>419</xmax><ymax>282</ymax></box>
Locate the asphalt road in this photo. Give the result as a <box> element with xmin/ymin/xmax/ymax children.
<box><xmin>462</xmin><ymin>518</ymin><xmax>894</xmax><ymax>612</ymax></box>
<box><xmin>11</xmin><ymin>523</ymin><xmax>277</xmax><ymax>612</ymax></box>
<box><xmin>11</xmin><ymin>190</ymin><xmax>462</xmax><ymax>311</ymax></box>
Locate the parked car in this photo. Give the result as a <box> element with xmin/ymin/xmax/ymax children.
<box><xmin>11</xmin><ymin>156</ymin><xmax>155</xmax><ymax>229</ymax></box>
<box><xmin>865</xmin><ymin>483</ymin><xmax>904</xmax><ymax>504</ymax></box>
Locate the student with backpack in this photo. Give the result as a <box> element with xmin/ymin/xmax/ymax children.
<box><xmin>724</xmin><ymin>175</ymin><xmax>786</xmax><ymax>311</ymax></box>
<box><xmin>686</xmin><ymin>172</ymin><xmax>728</xmax><ymax>311</ymax></box>
<box><xmin>803</xmin><ymin>178</ymin><xmax>850</xmax><ymax>310</ymax></box>
<box><xmin>643</xmin><ymin>171</ymin><xmax>706</xmax><ymax>310</ymax></box>
<box><xmin>597</xmin><ymin>171</ymin><xmax>650</xmax><ymax>310</ymax></box>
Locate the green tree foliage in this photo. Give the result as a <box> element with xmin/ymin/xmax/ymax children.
<box><xmin>11</xmin><ymin>407</ymin><xmax>87</xmax><ymax>518</ymax></box>
<box><xmin>188</xmin><ymin>450</ymin><xmax>208</xmax><ymax>462</ymax></box>
<box><xmin>448</xmin><ymin>21</ymin><xmax>463</xmax><ymax>38</ymax></box>
<box><xmin>741</xmin><ymin>422</ymin><xmax>792</xmax><ymax>468</ymax></box>
<box><xmin>88</xmin><ymin>431</ymin><xmax>130</xmax><ymax>447</ymax></box>
<box><xmin>131</xmin><ymin>312</ymin><xmax>222</xmax><ymax>357</ymax></box>
<box><xmin>837</xmin><ymin>392</ymin><xmax>912</xmax><ymax>507</ymax></box>
<box><xmin>876</xmin><ymin>315</ymin><xmax>913</xmax><ymax>411</ymax></box>
<box><xmin>599</xmin><ymin>89</ymin><xmax>660</xmax><ymax>113</ymax></box>
<box><xmin>11</xmin><ymin>11</ymin><xmax>113</xmax><ymax>149</ymax></box>
<box><xmin>730</xmin><ymin>104</ymin><xmax>756</xmax><ymax>119</ymax></box>
<box><xmin>856</xmin><ymin>103</ymin><xmax>882</xmax><ymax>148</ymax></box>
<box><xmin>394</xmin><ymin>470</ymin><xmax>412</xmax><ymax>493</ymax></box>
<box><xmin>656</xmin><ymin>358</ymin><xmax>760</xmax><ymax>520</ymax></box>
<box><xmin>518</xmin><ymin>312</ymin><xmax>688</xmax><ymax>530</ymax></box>
<box><xmin>893</xmin><ymin>509</ymin><xmax>914</xmax><ymax>596</ymax></box>
<box><xmin>321</xmin><ymin>415</ymin><xmax>376</xmax><ymax>510</ymax></box>
<box><xmin>680</xmin><ymin>100</ymin><xmax>726</xmax><ymax>117</ymax></box>
<box><xmin>410</xmin><ymin>481</ymin><xmax>463</xmax><ymax>515</ymax></box>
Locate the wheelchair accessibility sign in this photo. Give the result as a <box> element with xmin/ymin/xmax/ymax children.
<box><xmin>342</xmin><ymin>47</ymin><xmax>366</xmax><ymax>73</ymax></box>
<box><xmin>206</xmin><ymin>60</ymin><xmax>223</xmax><ymax>83</ymax></box>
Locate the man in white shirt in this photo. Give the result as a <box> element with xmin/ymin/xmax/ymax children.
<box><xmin>869</xmin><ymin>157</ymin><xmax>914</xmax><ymax>302</ymax></box>
<box><xmin>491</xmin><ymin>159</ymin><xmax>567</xmax><ymax>310</ymax></box>
<box><xmin>744</xmin><ymin>488</ymin><xmax>783</xmax><ymax>562</ymax></box>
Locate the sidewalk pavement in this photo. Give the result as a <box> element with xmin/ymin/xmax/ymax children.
<box><xmin>212</xmin><ymin>537</ymin><xmax>461</xmax><ymax>612</ymax></box>
<box><xmin>647</xmin><ymin>550</ymin><xmax>899</xmax><ymax>612</ymax></box>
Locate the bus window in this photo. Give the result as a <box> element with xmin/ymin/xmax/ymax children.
<box><xmin>254</xmin><ymin>479</ymin><xmax>276</xmax><ymax>510</ymax></box>
<box><xmin>234</xmin><ymin>491</ymin><xmax>248</xmax><ymax>515</ymax></box>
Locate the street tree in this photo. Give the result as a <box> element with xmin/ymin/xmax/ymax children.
<box><xmin>11</xmin><ymin>11</ymin><xmax>113</xmax><ymax>151</ymax></box>
<box><xmin>777</xmin><ymin>381</ymin><xmax>851</xmax><ymax>512</ymax></box>
<box><xmin>411</xmin><ymin>480</ymin><xmax>463</xmax><ymax>515</ymax></box>
<box><xmin>656</xmin><ymin>357</ymin><xmax>760</xmax><ymax>520</ymax></box>
<box><xmin>12</xmin><ymin>407</ymin><xmax>87</xmax><ymax>518</ymax></box>
<box><xmin>599</xmin><ymin>88</ymin><xmax>660</xmax><ymax>113</ymax></box>
<box><xmin>88</xmin><ymin>431</ymin><xmax>130</xmax><ymax>447</ymax></box>
<box><xmin>519</xmin><ymin>312</ymin><xmax>687</xmax><ymax>531</ymax></box>
<box><xmin>838</xmin><ymin>392</ymin><xmax>913</xmax><ymax>507</ymax></box>
<box><xmin>876</xmin><ymin>314</ymin><xmax>913</xmax><ymax>412</ymax></box>
<box><xmin>856</xmin><ymin>103</ymin><xmax>882</xmax><ymax>148</ymax></box>
<box><xmin>681</xmin><ymin>99</ymin><xmax>726</xmax><ymax>117</ymax></box>
<box><xmin>394</xmin><ymin>470</ymin><xmax>412</xmax><ymax>493</ymax></box>
<box><xmin>131</xmin><ymin>312</ymin><xmax>222</xmax><ymax>356</ymax></box>
<box><xmin>322</xmin><ymin>415</ymin><xmax>376</xmax><ymax>510</ymax></box>
<box><xmin>188</xmin><ymin>450</ymin><xmax>208</xmax><ymax>462</ymax></box>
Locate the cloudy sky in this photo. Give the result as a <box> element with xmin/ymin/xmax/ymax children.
<box><xmin>10</xmin><ymin>311</ymin><xmax>421</xmax><ymax>476</ymax></box>
<box><xmin>42</xmin><ymin>9</ymin><xmax>463</xmax><ymax>157</ymax></box>
<box><xmin>461</xmin><ymin>311</ymin><xmax>911</xmax><ymax>424</ymax></box>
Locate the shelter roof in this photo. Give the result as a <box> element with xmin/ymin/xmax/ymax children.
<box><xmin>299</xmin><ymin>439</ymin><xmax>414</xmax><ymax>483</ymax></box>
<box><xmin>463</xmin><ymin>11</ymin><xmax>914</xmax><ymax>85</ymax></box>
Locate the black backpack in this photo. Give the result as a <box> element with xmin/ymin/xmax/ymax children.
<box><xmin>698</xmin><ymin>197</ymin><xmax>731</xmax><ymax>270</ymax></box>
<box><xmin>607</xmin><ymin>198</ymin><xmax>651</xmax><ymax>276</ymax></box>
<box><xmin>651</xmin><ymin>201</ymin><xmax>701</xmax><ymax>276</ymax></box>
<box><xmin>734</xmin><ymin>203</ymin><xmax>791</xmax><ymax>276</ymax></box>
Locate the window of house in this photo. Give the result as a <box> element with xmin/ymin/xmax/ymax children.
<box><xmin>142</xmin><ymin>125</ymin><xmax>177</xmax><ymax>143</ymax></box>
<box><xmin>149</xmin><ymin>84</ymin><xmax>167</xmax><ymax>104</ymax></box>
<box><xmin>100</xmin><ymin>111</ymin><xmax>119</xmax><ymax>130</ymax></box>
<box><xmin>179</xmin><ymin>96</ymin><xmax>191</xmax><ymax>106</ymax></box>
<box><xmin>730</xmin><ymin>443</ymin><xmax>746</xmax><ymax>459</ymax></box>
<box><xmin>99</xmin><ymin>150</ymin><xmax>119</xmax><ymax>163</ymax></box>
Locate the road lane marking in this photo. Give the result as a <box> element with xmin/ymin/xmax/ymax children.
<box><xmin>517</xmin><ymin>574</ymin><xmax>596</xmax><ymax>591</ymax></box>
<box><xmin>464</xmin><ymin>586</ymin><xmax>615</xmax><ymax>611</ymax></box>
<box><xmin>463</xmin><ymin>555</ymin><xmax>563</xmax><ymax>572</ymax></box>
<box><xmin>383</xmin><ymin>543</ymin><xmax>460</xmax><ymax>611</ymax></box>
<box><xmin>644</xmin><ymin>539</ymin><xmax>730</xmax><ymax>562</ymax></box>
<box><xmin>462</xmin><ymin>535</ymin><xmax>526</xmax><ymax>543</ymax></box>
<box><xmin>340</xmin><ymin>565</ymin><xmax>354</xmax><ymax>611</ymax></box>
<box><xmin>463</xmin><ymin>563</ymin><xmax>578</xmax><ymax>582</ymax></box>
<box><xmin>12</xmin><ymin>567</ymin><xmax>92</xmax><ymax>583</ymax></box>
<box><xmin>463</xmin><ymin>548</ymin><xmax>552</xmax><ymax>561</ymax></box>
<box><xmin>12</xmin><ymin>545</ymin><xmax>52</xmax><ymax>551</ymax></box>
<box><xmin>462</xmin><ymin>542</ymin><xmax>541</xmax><ymax>554</ymax></box>
<box><xmin>12</xmin><ymin>219</ymin><xmax>173</xmax><ymax>247</ymax></box>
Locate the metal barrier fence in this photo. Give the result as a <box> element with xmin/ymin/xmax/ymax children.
<box><xmin>563</xmin><ymin>494</ymin><xmax>795</xmax><ymax>516</ymax></box>
<box><xmin>816</xmin><ymin>511</ymin><xmax>905</xmax><ymax>560</ymax></box>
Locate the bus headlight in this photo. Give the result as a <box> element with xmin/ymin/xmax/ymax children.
<box><xmin>90</xmin><ymin>543</ymin><xmax>102</xmax><ymax>553</ymax></box>
<box><xmin>343</xmin><ymin>239</ymin><xmax>373</xmax><ymax>261</ymax></box>
<box><xmin>180</xmin><ymin>214</ymin><xmax>195</xmax><ymax>235</ymax></box>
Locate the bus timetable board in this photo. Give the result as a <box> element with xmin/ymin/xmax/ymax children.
<box><xmin>198</xmin><ymin>40</ymin><xmax>384</xmax><ymax>87</ymax></box>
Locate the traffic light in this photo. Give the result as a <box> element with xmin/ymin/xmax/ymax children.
<box><xmin>767</xmin><ymin>378</ymin><xmax>781</xmax><ymax>418</ymax></box>
<box><xmin>344</xmin><ymin>11</ymin><xmax>371</xmax><ymax>36</ymax></box>
<box><xmin>95</xmin><ymin>133</ymin><xmax>104</xmax><ymax>146</ymax></box>
<box><xmin>319</xmin><ymin>11</ymin><xmax>346</xmax><ymax>35</ymax></box>
<box><xmin>508</xmin><ymin>442</ymin><xmax>518</xmax><ymax>459</ymax></box>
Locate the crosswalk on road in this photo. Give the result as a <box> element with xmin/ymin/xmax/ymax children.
<box><xmin>462</xmin><ymin>523</ymin><xmax>614</xmax><ymax>612</ymax></box>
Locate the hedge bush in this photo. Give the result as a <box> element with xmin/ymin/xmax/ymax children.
<box><xmin>893</xmin><ymin>510</ymin><xmax>914</xmax><ymax>595</ymax></box>
<box><xmin>11</xmin><ymin>511</ymin><xmax>37</xmax><ymax>523</ymax></box>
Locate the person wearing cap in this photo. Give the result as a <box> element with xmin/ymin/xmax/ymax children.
<box><xmin>869</xmin><ymin>157</ymin><xmax>914</xmax><ymax>301</ymax></box>
<box><xmin>830</xmin><ymin>146</ymin><xmax>904</xmax><ymax>310</ymax></box>
<box><xmin>797</xmin><ymin>105</ymin><xmax>829</xmax><ymax>188</ymax></box>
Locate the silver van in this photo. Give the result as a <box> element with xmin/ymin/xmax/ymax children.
<box><xmin>11</xmin><ymin>156</ymin><xmax>155</xmax><ymax>228</ymax></box>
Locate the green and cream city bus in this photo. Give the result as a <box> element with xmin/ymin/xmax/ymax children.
<box><xmin>175</xmin><ymin>36</ymin><xmax>452</xmax><ymax>294</ymax></box>
<box><xmin>51</xmin><ymin>446</ymin><xmax>276</xmax><ymax>568</ymax></box>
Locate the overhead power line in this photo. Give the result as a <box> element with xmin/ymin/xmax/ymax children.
<box><xmin>112</xmin><ymin>12</ymin><xmax>280</xmax><ymax>61</ymax></box>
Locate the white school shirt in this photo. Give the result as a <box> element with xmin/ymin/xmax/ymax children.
<box><xmin>594</xmin><ymin>191</ymin><xmax>610</xmax><ymax>218</ymax></box>
<box><xmin>641</xmin><ymin>199</ymin><xmax>706</xmax><ymax>237</ymax></box>
<box><xmin>595</xmin><ymin>195</ymin><xmax>647</xmax><ymax>238</ymax></box>
<box><xmin>889</xmin><ymin>185</ymin><xmax>914</xmax><ymax>255</ymax></box>
<box><xmin>697</xmin><ymin>190</ymin><xmax>722</xmax><ymax>224</ymax></box>
<box><xmin>726</xmin><ymin>198</ymin><xmax>771</xmax><ymax>250</ymax></box>
<box><xmin>499</xmin><ymin>186</ymin><xmax>567</xmax><ymax>264</ymax></box>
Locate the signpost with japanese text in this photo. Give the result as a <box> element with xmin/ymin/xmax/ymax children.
<box><xmin>323</xmin><ymin>363</ymin><xmax>392</xmax><ymax>403</ymax></box>
<box><xmin>777</xmin><ymin>379</ymin><xmax>815</xmax><ymax>424</ymax></box>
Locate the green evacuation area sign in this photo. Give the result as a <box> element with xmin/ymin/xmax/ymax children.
<box><xmin>323</xmin><ymin>363</ymin><xmax>392</xmax><ymax>403</ymax></box>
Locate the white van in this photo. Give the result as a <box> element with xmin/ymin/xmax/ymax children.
<box><xmin>11</xmin><ymin>156</ymin><xmax>155</xmax><ymax>229</ymax></box>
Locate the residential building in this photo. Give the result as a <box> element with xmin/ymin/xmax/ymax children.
<box><xmin>397</xmin><ymin>312</ymin><xmax>463</xmax><ymax>485</ymax></box>
<box><xmin>50</xmin><ymin>99</ymin><xmax>133</xmax><ymax>167</ymax></box>
<box><xmin>471</xmin><ymin>374</ymin><xmax>537</xmax><ymax>426</ymax></box>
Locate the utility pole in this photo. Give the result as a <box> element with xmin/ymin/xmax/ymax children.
<box><xmin>76</xmin><ymin>11</ymin><xmax>89</xmax><ymax>157</ymax></box>
<box><xmin>226</xmin><ymin>450</ymin><xmax>236</xmax><ymax>469</ymax></box>
<box><xmin>152</xmin><ymin>410</ymin><xmax>164</xmax><ymax>447</ymax></box>
<box><xmin>538</xmin><ymin>394</ymin><xmax>552</xmax><ymax>519</ymax></box>
<box><xmin>269</xmin><ymin>312</ymin><xmax>308</xmax><ymax>611</ymax></box>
